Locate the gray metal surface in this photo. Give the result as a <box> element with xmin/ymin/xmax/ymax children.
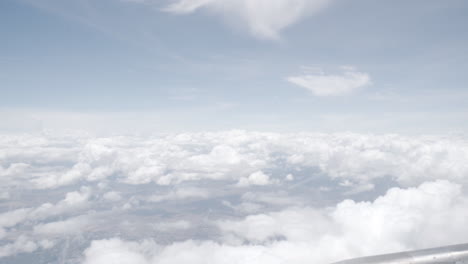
<box><xmin>333</xmin><ymin>243</ymin><xmax>468</xmax><ymax>264</ymax></box>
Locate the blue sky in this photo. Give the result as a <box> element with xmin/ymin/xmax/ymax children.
<box><xmin>1</xmin><ymin>0</ymin><xmax>468</xmax><ymax>133</ymax></box>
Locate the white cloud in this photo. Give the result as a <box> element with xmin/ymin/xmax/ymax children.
<box><xmin>163</xmin><ymin>0</ymin><xmax>333</xmax><ymax>39</ymax></box>
<box><xmin>0</xmin><ymin>163</ymin><xmax>30</xmax><ymax>178</ymax></box>
<box><xmin>30</xmin><ymin>187</ymin><xmax>92</xmax><ymax>220</ymax></box>
<box><xmin>219</xmin><ymin>208</ymin><xmax>329</xmax><ymax>244</ymax></box>
<box><xmin>33</xmin><ymin>215</ymin><xmax>91</xmax><ymax>237</ymax></box>
<box><xmin>146</xmin><ymin>187</ymin><xmax>209</xmax><ymax>203</ymax></box>
<box><xmin>237</xmin><ymin>170</ymin><xmax>271</xmax><ymax>187</ymax></box>
<box><xmin>83</xmin><ymin>238</ymin><xmax>156</xmax><ymax>264</ymax></box>
<box><xmin>62</xmin><ymin>187</ymin><xmax>92</xmax><ymax>205</ymax></box>
<box><xmin>3</xmin><ymin>131</ymin><xmax>468</xmax><ymax>263</ymax></box>
<box><xmin>288</xmin><ymin>67</ymin><xmax>372</xmax><ymax>96</ymax></box>
<box><xmin>0</xmin><ymin>208</ymin><xmax>31</xmax><ymax>228</ymax></box>
<box><xmin>0</xmin><ymin>235</ymin><xmax>53</xmax><ymax>258</ymax></box>
<box><xmin>81</xmin><ymin>180</ymin><xmax>468</xmax><ymax>264</ymax></box>
<box><xmin>0</xmin><ymin>236</ymin><xmax>38</xmax><ymax>258</ymax></box>
<box><xmin>2</xmin><ymin>132</ymin><xmax>468</xmax><ymax>191</ymax></box>
<box><xmin>0</xmin><ymin>187</ymin><xmax>91</xmax><ymax>230</ymax></box>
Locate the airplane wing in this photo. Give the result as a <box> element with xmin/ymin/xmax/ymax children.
<box><xmin>333</xmin><ymin>243</ymin><xmax>468</xmax><ymax>264</ymax></box>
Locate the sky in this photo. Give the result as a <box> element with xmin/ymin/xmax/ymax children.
<box><xmin>1</xmin><ymin>0</ymin><xmax>468</xmax><ymax>134</ymax></box>
<box><xmin>2</xmin><ymin>1</ymin><xmax>468</xmax><ymax>264</ymax></box>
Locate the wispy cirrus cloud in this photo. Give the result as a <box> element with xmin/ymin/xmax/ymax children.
<box><xmin>163</xmin><ymin>0</ymin><xmax>333</xmax><ymax>39</ymax></box>
<box><xmin>288</xmin><ymin>66</ymin><xmax>372</xmax><ymax>96</ymax></box>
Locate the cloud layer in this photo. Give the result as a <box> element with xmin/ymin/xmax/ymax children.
<box><xmin>163</xmin><ymin>0</ymin><xmax>333</xmax><ymax>39</ymax></box>
<box><xmin>1</xmin><ymin>131</ymin><xmax>468</xmax><ymax>263</ymax></box>
<box><xmin>81</xmin><ymin>181</ymin><xmax>468</xmax><ymax>264</ymax></box>
<box><xmin>2</xmin><ymin>131</ymin><xmax>467</xmax><ymax>190</ymax></box>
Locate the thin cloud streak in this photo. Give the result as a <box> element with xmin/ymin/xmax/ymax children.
<box><xmin>287</xmin><ymin>66</ymin><xmax>372</xmax><ymax>96</ymax></box>
<box><xmin>163</xmin><ymin>0</ymin><xmax>333</xmax><ymax>39</ymax></box>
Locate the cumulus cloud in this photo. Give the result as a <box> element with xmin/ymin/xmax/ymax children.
<box><xmin>223</xmin><ymin>180</ymin><xmax>468</xmax><ymax>250</ymax></box>
<box><xmin>1</xmin><ymin>132</ymin><xmax>468</xmax><ymax>193</ymax></box>
<box><xmin>83</xmin><ymin>238</ymin><xmax>157</xmax><ymax>264</ymax></box>
<box><xmin>0</xmin><ymin>187</ymin><xmax>91</xmax><ymax>232</ymax></box>
<box><xmin>31</xmin><ymin>187</ymin><xmax>92</xmax><ymax>219</ymax></box>
<box><xmin>163</xmin><ymin>0</ymin><xmax>333</xmax><ymax>39</ymax></box>
<box><xmin>0</xmin><ymin>236</ymin><xmax>38</xmax><ymax>258</ymax></box>
<box><xmin>237</xmin><ymin>170</ymin><xmax>272</xmax><ymax>187</ymax></box>
<box><xmin>2</xmin><ymin>131</ymin><xmax>468</xmax><ymax>263</ymax></box>
<box><xmin>2</xmin><ymin>131</ymin><xmax>468</xmax><ymax>190</ymax></box>
<box><xmin>81</xmin><ymin>180</ymin><xmax>468</xmax><ymax>264</ymax></box>
<box><xmin>33</xmin><ymin>215</ymin><xmax>91</xmax><ymax>237</ymax></box>
<box><xmin>288</xmin><ymin>67</ymin><xmax>372</xmax><ymax>96</ymax></box>
<box><xmin>146</xmin><ymin>187</ymin><xmax>210</xmax><ymax>203</ymax></box>
<box><xmin>0</xmin><ymin>236</ymin><xmax>53</xmax><ymax>258</ymax></box>
<box><xmin>0</xmin><ymin>208</ymin><xmax>31</xmax><ymax>228</ymax></box>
